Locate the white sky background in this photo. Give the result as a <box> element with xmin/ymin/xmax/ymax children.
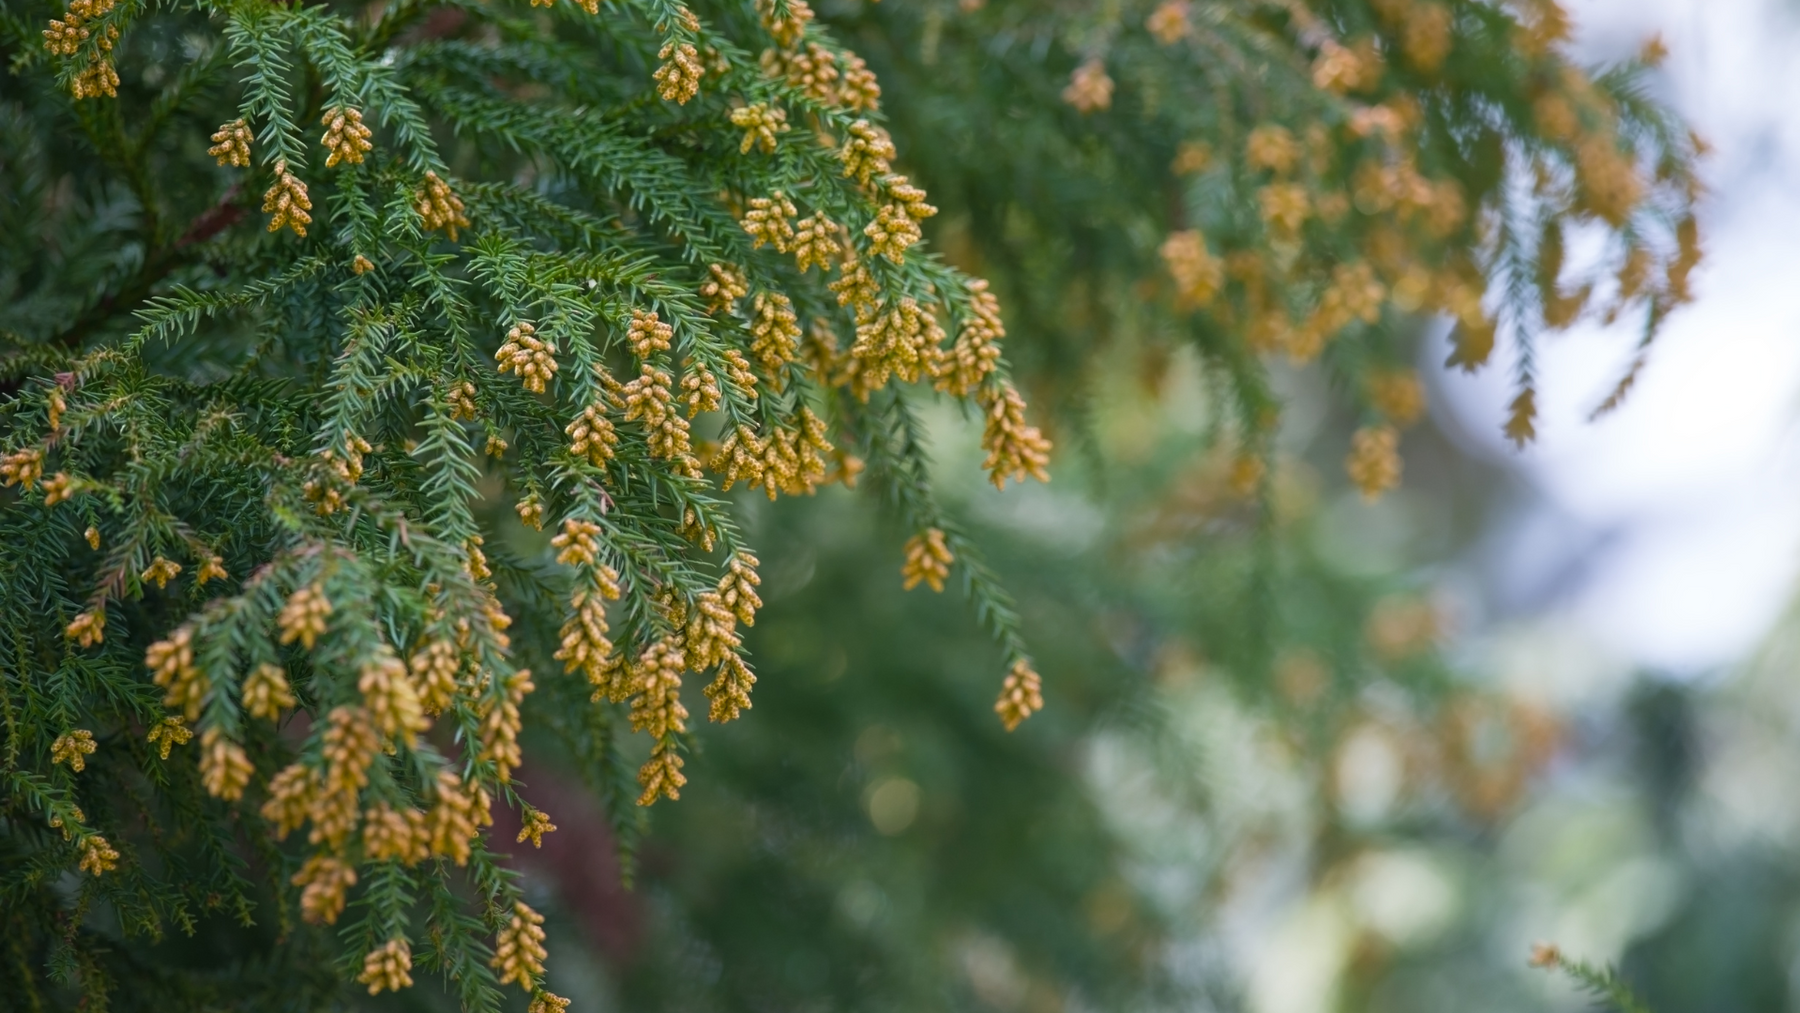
<box><xmin>1432</xmin><ymin>0</ymin><xmax>1800</xmax><ymax>673</ymax></box>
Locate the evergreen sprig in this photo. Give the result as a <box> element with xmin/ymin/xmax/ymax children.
<box><xmin>1532</xmin><ymin>944</ymin><xmax>1655</xmax><ymax>1013</ymax></box>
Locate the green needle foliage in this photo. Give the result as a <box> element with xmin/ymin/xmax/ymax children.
<box><xmin>0</xmin><ymin>0</ymin><xmax>1702</xmax><ymax>1007</ymax></box>
<box><xmin>1531</xmin><ymin>946</ymin><xmax>1654</xmax><ymax>1013</ymax></box>
<box><xmin>2</xmin><ymin>0</ymin><xmax>1053</xmax><ymax>1005</ymax></box>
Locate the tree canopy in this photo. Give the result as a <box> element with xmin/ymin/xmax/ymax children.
<box><xmin>0</xmin><ymin>0</ymin><xmax>1700</xmax><ymax>1007</ymax></box>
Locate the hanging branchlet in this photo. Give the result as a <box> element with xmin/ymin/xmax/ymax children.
<box><xmin>729</xmin><ymin>102</ymin><xmax>789</xmax><ymax>154</ymax></box>
<box><xmin>141</xmin><ymin>556</ymin><xmax>181</xmax><ymax>589</ymax></box>
<box><xmin>760</xmin><ymin>43</ymin><xmax>840</xmax><ymax>104</ymax></box>
<box><xmin>742</xmin><ymin>191</ymin><xmax>799</xmax><ymax>251</ymax></box>
<box><xmin>681</xmin><ymin>357</ymin><xmax>722</xmax><ymax>415</ymax></box>
<box><xmin>408</xmin><ymin>639</ymin><xmax>460</xmax><ymax>714</ymax></box>
<box><xmin>209</xmin><ymin>119</ymin><xmax>253</xmax><ymax>167</ymax></box>
<box><xmin>51</xmin><ymin>730</ymin><xmax>97</xmax><ymax>772</ymax></box>
<box><xmin>839</xmin><ymin>120</ymin><xmax>897</xmax><ymax>186</ymax></box>
<box><xmin>0</xmin><ymin>0</ymin><xmax>1711</xmax><ymax>998</ymax></box>
<box><xmin>863</xmin><ymin>205</ymin><xmax>920</xmax><ymax>263</ymax></box>
<box><xmin>978</xmin><ymin>383</ymin><xmax>1053</xmax><ymax>488</ymax></box>
<box><xmin>515</xmin><ymin>494</ymin><xmax>545</xmax><ymax>530</ymax></box>
<box><xmin>415</xmin><ymin>171</ymin><xmax>469</xmax><ymax>240</ymax></box>
<box><xmin>995</xmin><ymin>659</ymin><xmax>1045</xmax><ymax>730</ymax></box>
<box><xmin>79</xmin><ymin>835</ymin><xmax>120</xmax><ymax>875</ymax></box>
<box><xmin>627</xmin><ymin>308</ymin><xmax>674</xmax><ymax>359</ymax></box>
<box><xmin>147</xmin><ymin>716</ymin><xmax>193</xmax><ymax>759</ymax></box>
<box><xmin>66</xmin><ymin>606</ymin><xmax>105</xmax><ymax>647</ymax></box>
<box><xmin>293</xmin><ymin>854</ymin><xmax>357</xmax><ymax>925</ymax></box>
<box><xmin>631</xmin><ymin>638</ymin><xmax>689</xmax><ymax>804</ymax></box>
<box><xmin>704</xmin><ymin>653</ymin><xmax>757</xmax><ymax>723</ymax></box>
<box><xmin>2</xmin><ymin>447</ymin><xmax>44</xmax><ymax>490</ymax></box>
<box><xmin>361</xmin><ymin>651</ymin><xmax>428</xmax><ymax>745</ymax></box>
<box><xmin>850</xmin><ymin>297</ymin><xmax>943</xmax><ymax>392</ymax></box>
<box><xmin>496</xmin><ymin>321</ymin><xmax>559</xmax><ymax>393</ymax></box>
<box><xmin>492</xmin><ymin>901</ymin><xmax>549</xmax><ymax>988</ymax></box>
<box><xmin>278</xmin><ymin>585</ymin><xmax>333</xmax><ymax>650</ymax></box>
<box><xmin>1346</xmin><ymin>425</ymin><xmax>1402</xmax><ymax>499</ymax></box>
<box><xmin>559</xmin><ymin>577</ymin><xmax>622</xmax><ymax>695</ymax></box>
<box><xmin>700</xmin><ymin>262</ymin><xmax>749</xmax><ymax>313</ymax></box>
<box><xmin>358</xmin><ymin>939</ymin><xmax>415</xmax><ymax>995</ymax></box>
<box><xmin>552</xmin><ymin>518</ymin><xmax>603</xmax><ymax>567</ymax></box>
<box><xmin>718</xmin><ymin>550</ymin><xmax>763</xmax><ymax>627</ymax></box>
<box><xmin>655</xmin><ymin>41</ymin><xmax>705</xmax><ymax>104</ymax></box>
<box><xmin>757</xmin><ymin>0</ymin><xmax>813</xmax><ymax>48</ymax></box>
<box><xmin>901</xmin><ymin>528</ymin><xmax>955</xmax><ymax>592</ymax></box>
<box><xmin>243</xmin><ymin>663</ymin><xmax>297</xmax><ymax>719</ymax></box>
<box><xmin>721</xmin><ymin>348</ymin><xmax>760</xmax><ymax>400</ymax></box>
<box><xmin>566</xmin><ymin>403</ymin><xmax>618</xmax><ymax>466</ymax></box>
<box><xmin>792</xmin><ymin>212</ymin><xmax>841</xmax><ymax>272</ymax></box>
<box><xmin>678</xmin><ymin>507</ymin><xmax>718</xmax><ymax>551</ymax></box>
<box><xmin>71</xmin><ymin>55</ymin><xmax>120</xmax><ymax>99</ymax></box>
<box><xmin>830</xmin><ymin>257</ymin><xmax>881</xmax><ymax>322</ymax></box>
<box><xmin>199</xmin><ymin>727</ymin><xmax>254</xmax><ymax>801</ymax></box>
<box><xmin>711</xmin><ymin>424</ymin><xmax>768</xmax><ymax>492</ymax></box>
<box><xmin>748</xmin><ymin>292</ymin><xmax>801</xmax><ymax>378</ymax></box>
<box><xmin>839</xmin><ymin>51</ymin><xmax>881</xmax><ymax>110</ymax></box>
<box><xmin>42</xmin><ymin>0</ymin><xmax>116</xmax><ymax>55</ymax></box>
<box><xmin>517</xmin><ymin>807</ymin><xmax>557</xmax><ymax>847</ymax></box>
<box><xmin>933</xmin><ymin>280</ymin><xmax>1004</xmax><ymax>396</ymax></box>
<box><xmin>147</xmin><ymin>625</ymin><xmax>208</xmax><ymax>720</ymax></box>
<box><xmin>478</xmin><ymin>669</ymin><xmax>534</xmax><ymax>782</ymax></box>
<box><xmin>262</xmin><ymin>160</ymin><xmax>313</xmax><ymax>236</ymax></box>
<box><xmin>320</xmin><ymin>106</ymin><xmax>373</xmax><ymax>167</ymax></box>
<box><xmin>622</xmin><ymin>364</ymin><xmax>702</xmax><ymax>476</ymax></box>
<box><xmin>447</xmin><ymin>380</ymin><xmax>479</xmax><ymax>420</ymax></box>
<box><xmin>196</xmin><ymin>555</ymin><xmax>228</xmax><ymax>585</ymax></box>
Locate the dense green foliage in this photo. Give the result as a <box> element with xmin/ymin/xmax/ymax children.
<box><xmin>0</xmin><ymin>0</ymin><xmax>1702</xmax><ymax>1007</ymax></box>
